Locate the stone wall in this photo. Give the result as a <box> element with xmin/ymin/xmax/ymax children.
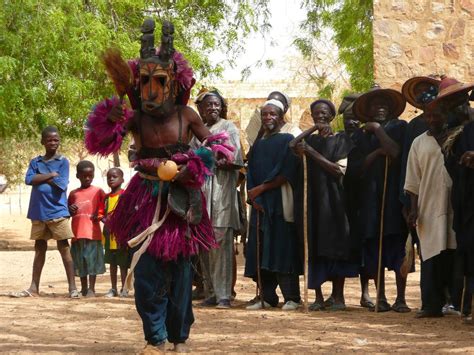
<box><xmin>373</xmin><ymin>0</ymin><xmax>474</xmax><ymax>118</ymax></box>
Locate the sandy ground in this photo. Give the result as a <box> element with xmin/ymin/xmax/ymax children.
<box><xmin>2</xmin><ymin>214</ymin><xmax>474</xmax><ymax>353</ymax></box>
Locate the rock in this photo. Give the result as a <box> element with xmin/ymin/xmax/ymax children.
<box><xmin>450</xmin><ymin>19</ymin><xmax>465</xmax><ymax>39</ymax></box>
<box><xmin>426</xmin><ymin>22</ymin><xmax>445</xmax><ymax>40</ymax></box>
<box><xmin>391</xmin><ymin>0</ymin><xmax>405</xmax><ymax>11</ymax></box>
<box><xmin>461</xmin><ymin>0</ymin><xmax>474</xmax><ymax>14</ymax></box>
<box><xmin>388</xmin><ymin>43</ymin><xmax>403</xmax><ymax>58</ymax></box>
<box><xmin>374</xmin><ymin>20</ymin><xmax>391</xmax><ymax>38</ymax></box>
<box><xmin>419</xmin><ymin>46</ymin><xmax>436</xmax><ymax>63</ymax></box>
<box><xmin>443</xmin><ymin>43</ymin><xmax>460</xmax><ymax>59</ymax></box>
<box><xmin>399</xmin><ymin>21</ymin><xmax>418</xmax><ymax>35</ymax></box>
<box><xmin>431</xmin><ymin>2</ymin><xmax>445</xmax><ymax>13</ymax></box>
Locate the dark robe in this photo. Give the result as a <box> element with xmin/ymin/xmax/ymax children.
<box><xmin>244</xmin><ymin>133</ymin><xmax>302</xmax><ymax>278</ymax></box>
<box><xmin>294</xmin><ymin>132</ymin><xmax>361</xmax><ymax>287</ymax></box>
<box><xmin>296</xmin><ymin>133</ymin><xmax>359</xmax><ymax>261</ymax></box>
<box><xmin>352</xmin><ymin>119</ymin><xmax>408</xmax><ymax>274</ymax></box>
<box><xmin>446</xmin><ymin>121</ymin><xmax>474</xmax><ymax>276</ymax></box>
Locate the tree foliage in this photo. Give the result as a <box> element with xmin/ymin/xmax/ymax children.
<box><xmin>0</xmin><ymin>0</ymin><xmax>269</xmax><ymax>183</ymax></box>
<box><xmin>296</xmin><ymin>0</ymin><xmax>374</xmax><ymax>92</ymax></box>
<box><xmin>0</xmin><ymin>0</ymin><xmax>270</xmax><ymax>140</ymax></box>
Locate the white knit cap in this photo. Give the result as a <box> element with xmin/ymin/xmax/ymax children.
<box><xmin>262</xmin><ymin>99</ymin><xmax>285</xmax><ymax>112</ymax></box>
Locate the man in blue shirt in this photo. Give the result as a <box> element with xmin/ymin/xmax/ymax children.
<box><xmin>10</xmin><ymin>126</ymin><xmax>79</xmax><ymax>298</ymax></box>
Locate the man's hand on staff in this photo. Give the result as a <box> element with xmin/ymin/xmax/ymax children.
<box><xmin>363</xmin><ymin>121</ymin><xmax>381</xmax><ymax>133</ymax></box>
<box><xmin>252</xmin><ymin>201</ymin><xmax>264</xmax><ymax>212</ymax></box>
<box><xmin>248</xmin><ymin>185</ymin><xmax>265</xmax><ymax>202</ymax></box>
<box><xmin>460</xmin><ymin>151</ymin><xmax>474</xmax><ymax>169</ymax></box>
<box><xmin>293</xmin><ymin>141</ymin><xmax>307</xmax><ymax>156</ymax></box>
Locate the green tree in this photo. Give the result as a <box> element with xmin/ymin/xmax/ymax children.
<box><xmin>0</xmin><ymin>0</ymin><xmax>269</xmax><ymax>183</ymax></box>
<box><xmin>296</xmin><ymin>0</ymin><xmax>374</xmax><ymax>92</ymax></box>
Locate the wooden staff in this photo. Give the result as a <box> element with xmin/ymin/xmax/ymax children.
<box><xmin>256</xmin><ymin>210</ymin><xmax>264</xmax><ymax>309</ymax></box>
<box><xmin>375</xmin><ymin>156</ymin><xmax>389</xmax><ymax>312</ymax></box>
<box><xmin>303</xmin><ymin>155</ymin><xmax>309</xmax><ymax>313</ymax></box>
<box><xmin>460</xmin><ymin>276</ymin><xmax>467</xmax><ymax>321</ymax></box>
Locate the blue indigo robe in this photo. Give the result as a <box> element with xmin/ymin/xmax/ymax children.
<box><xmin>244</xmin><ymin>133</ymin><xmax>302</xmax><ymax>278</ymax></box>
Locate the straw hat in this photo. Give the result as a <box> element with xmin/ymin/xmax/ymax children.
<box><xmin>338</xmin><ymin>93</ymin><xmax>362</xmax><ymax>118</ymax></box>
<box><xmin>353</xmin><ymin>87</ymin><xmax>406</xmax><ymax>122</ymax></box>
<box><xmin>401</xmin><ymin>76</ymin><xmax>440</xmax><ymax>109</ymax></box>
<box><xmin>427</xmin><ymin>77</ymin><xmax>474</xmax><ymax>110</ymax></box>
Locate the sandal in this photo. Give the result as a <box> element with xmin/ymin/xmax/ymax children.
<box><xmin>360</xmin><ymin>299</ymin><xmax>375</xmax><ymax>308</ymax></box>
<box><xmin>309</xmin><ymin>301</ymin><xmax>325</xmax><ymax>311</ymax></box>
<box><xmin>369</xmin><ymin>300</ymin><xmax>391</xmax><ymax>312</ymax></box>
<box><xmin>9</xmin><ymin>290</ymin><xmax>35</xmax><ymax>298</ymax></box>
<box><xmin>327</xmin><ymin>303</ymin><xmax>346</xmax><ymax>312</ymax></box>
<box><xmin>323</xmin><ymin>296</ymin><xmax>335</xmax><ymax>307</ymax></box>
<box><xmin>69</xmin><ymin>289</ymin><xmax>81</xmax><ymax>299</ymax></box>
<box><xmin>391</xmin><ymin>300</ymin><xmax>411</xmax><ymax>313</ymax></box>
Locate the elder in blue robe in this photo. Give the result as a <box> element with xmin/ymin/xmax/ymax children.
<box><xmin>244</xmin><ymin>100</ymin><xmax>302</xmax><ymax>310</ymax></box>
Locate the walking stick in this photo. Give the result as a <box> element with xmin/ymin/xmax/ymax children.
<box><xmin>256</xmin><ymin>210</ymin><xmax>265</xmax><ymax>309</ymax></box>
<box><xmin>303</xmin><ymin>155</ymin><xmax>309</xmax><ymax>313</ymax></box>
<box><xmin>375</xmin><ymin>156</ymin><xmax>389</xmax><ymax>312</ymax></box>
<box><xmin>460</xmin><ymin>276</ymin><xmax>467</xmax><ymax>321</ymax></box>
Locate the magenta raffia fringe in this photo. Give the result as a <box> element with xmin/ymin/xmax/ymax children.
<box><xmin>107</xmin><ymin>173</ymin><xmax>216</xmax><ymax>261</ymax></box>
<box><xmin>84</xmin><ymin>96</ymin><xmax>134</xmax><ymax>156</ymax></box>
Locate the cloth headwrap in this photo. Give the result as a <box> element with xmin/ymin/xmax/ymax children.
<box><xmin>201</xmin><ymin>91</ymin><xmax>224</xmax><ymax>106</ymax></box>
<box><xmin>200</xmin><ymin>90</ymin><xmax>228</xmax><ymax>119</ymax></box>
<box><xmin>281</xmin><ymin>92</ymin><xmax>291</xmax><ymax>107</ymax></box>
<box><xmin>310</xmin><ymin>99</ymin><xmax>336</xmax><ymax>117</ymax></box>
<box><xmin>195</xmin><ymin>87</ymin><xmax>210</xmax><ymax>103</ymax></box>
<box><xmin>263</xmin><ymin>99</ymin><xmax>285</xmax><ymax>112</ymax></box>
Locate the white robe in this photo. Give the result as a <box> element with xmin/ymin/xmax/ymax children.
<box><xmin>404</xmin><ymin>132</ymin><xmax>456</xmax><ymax>261</ymax></box>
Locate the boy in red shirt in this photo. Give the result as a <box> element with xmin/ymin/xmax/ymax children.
<box><xmin>68</xmin><ymin>160</ymin><xmax>105</xmax><ymax>297</ymax></box>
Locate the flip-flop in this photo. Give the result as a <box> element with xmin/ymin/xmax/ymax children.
<box><xmin>391</xmin><ymin>300</ymin><xmax>411</xmax><ymax>313</ymax></box>
<box><xmin>9</xmin><ymin>290</ymin><xmax>34</xmax><ymax>298</ymax></box>
<box><xmin>309</xmin><ymin>301</ymin><xmax>325</xmax><ymax>311</ymax></box>
<box><xmin>323</xmin><ymin>296</ymin><xmax>335</xmax><ymax>307</ymax></box>
<box><xmin>360</xmin><ymin>299</ymin><xmax>375</xmax><ymax>308</ymax></box>
<box><xmin>327</xmin><ymin>303</ymin><xmax>346</xmax><ymax>312</ymax></box>
<box><xmin>369</xmin><ymin>300</ymin><xmax>391</xmax><ymax>312</ymax></box>
<box><xmin>69</xmin><ymin>289</ymin><xmax>81</xmax><ymax>299</ymax></box>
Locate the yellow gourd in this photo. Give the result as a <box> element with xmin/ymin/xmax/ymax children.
<box><xmin>157</xmin><ymin>160</ymin><xmax>178</xmax><ymax>181</ymax></box>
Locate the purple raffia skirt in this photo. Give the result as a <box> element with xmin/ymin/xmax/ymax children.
<box><xmin>108</xmin><ymin>173</ymin><xmax>216</xmax><ymax>262</ymax></box>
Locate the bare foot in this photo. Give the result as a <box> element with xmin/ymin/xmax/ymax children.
<box><xmin>173</xmin><ymin>342</ymin><xmax>189</xmax><ymax>353</ymax></box>
<box><xmin>360</xmin><ymin>294</ymin><xmax>374</xmax><ymax>308</ymax></box>
<box><xmin>142</xmin><ymin>343</ymin><xmax>166</xmax><ymax>354</ymax></box>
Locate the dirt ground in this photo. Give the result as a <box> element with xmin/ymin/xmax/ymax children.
<box><xmin>2</xmin><ymin>213</ymin><xmax>474</xmax><ymax>353</ymax></box>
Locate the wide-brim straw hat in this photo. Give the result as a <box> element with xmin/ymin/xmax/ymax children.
<box><xmin>402</xmin><ymin>76</ymin><xmax>441</xmax><ymax>109</ymax></box>
<box><xmin>338</xmin><ymin>93</ymin><xmax>362</xmax><ymax>116</ymax></box>
<box><xmin>427</xmin><ymin>77</ymin><xmax>474</xmax><ymax>110</ymax></box>
<box><xmin>353</xmin><ymin>87</ymin><xmax>406</xmax><ymax>122</ymax></box>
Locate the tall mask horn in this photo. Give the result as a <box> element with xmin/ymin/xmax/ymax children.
<box><xmin>140</xmin><ymin>18</ymin><xmax>156</xmax><ymax>59</ymax></box>
<box><xmin>158</xmin><ymin>21</ymin><xmax>175</xmax><ymax>63</ymax></box>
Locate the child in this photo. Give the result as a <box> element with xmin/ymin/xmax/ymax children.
<box><xmin>102</xmin><ymin>167</ymin><xmax>129</xmax><ymax>298</ymax></box>
<box><xmin>11</xmin><ymin>126</ymin><xmax>79</xmax><ymax>298</ymax></box>
<box><xmin>68</xmin><ymin>160</ymin><xmax>105</xmax><ymax>297</ymax></box>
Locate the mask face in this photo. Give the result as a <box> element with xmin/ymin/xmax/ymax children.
<box><xmin>139</xmin><ymin>60</ymin><xmax>177</xmax><ymax>116</ymax></box>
